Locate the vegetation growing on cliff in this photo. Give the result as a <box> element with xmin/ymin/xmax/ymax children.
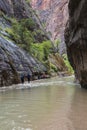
<box><xmin>4</xmin><ymin>18</ymin><xmax>53</xmax><ymax>72</ymax></box>
<box><xmin>31</xmin><ymin>41</ymin><xmax>51</xmax><ymax>61</ymax></box>
<box><xmin>0</xmin><ymin>12</ymin><xmax>73</xmax><ymax>75</ymax></box>
<box><xmin>5</xmin><ymin>18</ymin><xmax>47</xmax><ymax>50</ymax></box>
<box><xmin>62</xmin><ymin>54</ymin><xmax>74</xmax><ymax>74</ymax></box>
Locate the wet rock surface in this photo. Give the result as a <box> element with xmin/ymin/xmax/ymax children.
<box><xmin>65</xmin><ymin>0</ymin><xmax>87</xmax><ymax>88</ymax></box>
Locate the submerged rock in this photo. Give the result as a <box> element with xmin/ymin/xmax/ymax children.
<box><xmin>65</xmin><ymin>0</ymin><xmax>87</xmax><ymax>88</ymax></box>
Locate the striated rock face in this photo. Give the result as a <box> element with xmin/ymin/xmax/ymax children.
<box><xmin>31</xmin><ymin>0</ymin><xmax>68</xmax><ymax>54</ymax></box>
<box><xmin>0</xmin><ymin>0</ymin><xmax>48</xmax><ymax>41</ymax></box>
<box><xmin>0</xmin><ymin>16</ymin><xmax>47</xmax><ymax>87</ymax></box>
<box><xmin>0</xmin><ymin>0</ymin><xmax>47</xmax><ymax>32</ymax></box>
<box><xmin>0</xmin><ymin>36</ymin><xmax>46</xmax><ymax>86</ymax></box>
<box><xmin>65</xmin><ymin>0</ymin><xmax>87</xmax><ymax>88</ymax></box>
<box><xmin>0</xmin><ymin>0</ymin><xmax>48</xmax><ymax>86</ymax></box>
<box><xmin>0</xmin><ymin>0</ymin><xmax>31</xmax><ymax>18</ymax></box>
<box><xmin>0</xmin><ymin>0</ymin><xmax>68</xmax><ymax>86</ymax></box>
<box><xmin>0</xmin><ymin>17</ymin><xmax>46</xmax><ymax>87</ymax></box>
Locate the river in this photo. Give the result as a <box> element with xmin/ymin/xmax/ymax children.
<box><xmin>0</xmin><ymin>76</ymin><xmax>87</xmax><ymax>130</ymax></box>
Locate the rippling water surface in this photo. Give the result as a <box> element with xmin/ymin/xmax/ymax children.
<box><xmin>0</xmin><ymin>76</ymin><xmax>87</xmax><ymax>130</ymax></box>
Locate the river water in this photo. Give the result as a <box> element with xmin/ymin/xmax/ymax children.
<box><xmin>0</xmin><ymin>76</ymin><xmax>87</xmax><ymax>130</ymax></box>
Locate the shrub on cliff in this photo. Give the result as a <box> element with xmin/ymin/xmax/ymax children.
<box><xmin>5</xmin><ymin>18</ymin><xmax>47</xmax><ymax>51</ymax></box>
<box><xmin>62</xmin><ymin>54</ymin><xmax>74</xmax><ymax>74</ymax></box>
<box><xmin>31</xmin><ymin>40</ymin><xmax>52</xmax><ymax>62</ymax></box>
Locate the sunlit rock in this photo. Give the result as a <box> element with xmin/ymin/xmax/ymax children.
<box><xmin>31</xmin><ymin>0</ymin><xmax>68</xmax><ymax>54</ymax></box>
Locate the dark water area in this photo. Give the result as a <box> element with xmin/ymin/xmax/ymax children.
<box><xmin>0</xmin><ymin>76</ymin><xmax>87</xmax><ymax>130</ymax></box>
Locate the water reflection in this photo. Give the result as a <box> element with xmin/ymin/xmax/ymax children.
<box><xmin>0</xmin><ymin>76</ymin><xmax>87</xmax><ymax>130</ymax></box>
<box><xmin>69</xmin><ymin>87</ymin><xmax>87</xmax><ymax>130</ymax></box>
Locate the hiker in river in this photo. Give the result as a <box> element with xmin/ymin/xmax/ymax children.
<box><xmin>27</xmin><ymin>73</ymin><xmax>31</xmax><ymax>83</ymax></box>
<box><xmin>20</xmin><ymin>74</ymin><xmax>25</xmax><ymax>84</ymax></box>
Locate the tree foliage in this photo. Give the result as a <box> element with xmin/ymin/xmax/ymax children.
<box><xmin>62</xmin><ymin>54</ymin><xmax>74</xmax><ymax>74</ymax></box>
<box><xmin>4</xmin><ymin>17</ymin><xmax>73</xmax><ymax>74</ymax></box>
<box><xmin>31</xmin><ymin>41</ymin><xmax>52</xmax><ymax>62</ymax></box>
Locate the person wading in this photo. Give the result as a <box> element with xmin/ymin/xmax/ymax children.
<box><xmin>27</xmin><ymin>73</ymin><xmax>31</xmax><ymax>83</ymax></box>
<box><xmin>20</xmin><ymin>74</ymin><xmax>25</xmax><ymax>84</ymax></box>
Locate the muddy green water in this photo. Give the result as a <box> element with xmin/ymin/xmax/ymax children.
<box><xmin>0</xmin><ymin>76</ymin><xmax>87</xmax><ymax>130</ymax></box>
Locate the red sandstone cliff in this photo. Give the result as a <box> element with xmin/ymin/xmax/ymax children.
<box><xmin>31</xmin><ymin>0</ymin><xmax>68</xmax><ymax>43</ymax></box>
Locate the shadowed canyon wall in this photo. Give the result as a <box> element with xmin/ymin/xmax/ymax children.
<box><xmin>65</xmin><ymin>0</ymin><xmax>87</xmax><ymax>88</ymax></box>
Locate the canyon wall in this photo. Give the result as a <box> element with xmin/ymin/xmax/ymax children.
<box><xmin>65</xmin><ymin>0</ymin><xmax>87</xmax><ymax>88</ymax></box>
<box><xmin>0</xmin><ymin>0</ymin><xmax>68</xmax><ymax>86</ymax></box>
<box><xmin>31</xmin><ymin>0</ymin><xmax>68</xmax><ymax>54</ymax></box>
<box><xmin>0</xmin><ymin>0</ymin><xmax>47</xmax><ymax>86</ymax></box>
